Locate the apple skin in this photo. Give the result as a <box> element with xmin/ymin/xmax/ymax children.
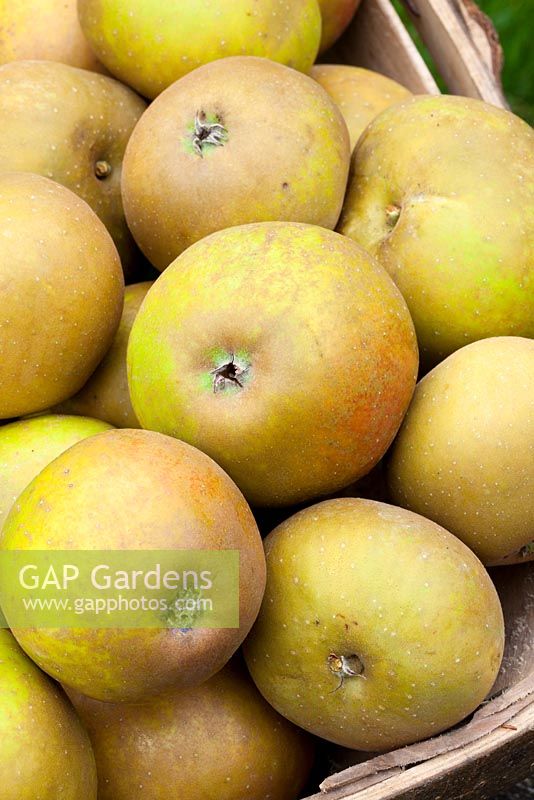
<box><xmin>0</xmin><ymin>428</ymin><xmax>266</xmax><ymax>702</ymax></box>
<box><xmin>0</xmin><ymin>414</ymin><xmax>112</xmax><ymax>530</ymax></box>
<box><xmin>121</xmin><ymin>56</ymin><xmax>350</xmax><ymax>270</ymax></box>
<box><xmin>0</xmin><ymin>60</ymin><xmax>146</xmax><ymax>277</ymax></box>
<box><xmin>0</xmin><ymin>629</ymin><xmax>97</xmax><ymax>799</ymax></box>
<box><xmin>318</xmin><ymin>0</ymin><xmax>361</xmax><ymax>53</ymax></box>
<box><xmin>243</xmin><ymin>498</ymin><xmax>504</xmax><ymax>751</ymax></box>
<box><xmin>387</xmin><ymin>337</ymin><xmax>534</xmax><ymax>567</ymax></box>
<box><xmin>55</xmin><ymin>282</ymin><xmax>152</xmax><ymax>427</ymax></box>
<box><xmin>65</xmin><ymin>658</ymin><xmax>315</xmax><ymax>800</ymax></box>
<box><xmin>78</xmin><ymin>0</ymin><xmax>322</xmax><ymax>100</ymax></box>
<box><xmin>127</xmin><ymin>222</ymin><xmax>418</xmax><ymax>507</ymax></box>
<box><xmin>338</xmin><ymin>95</ymin><xmax>534</xmax><ymax>367</ymax></box>
<box><xmin>0</xmin><ymin>173</ymin><xmax>124</xmax><ymax>420</ymax></box>
<box><xmin>0</xmin><ymin>0</ymin><xmax>105</xmax><ymax>73</ymax></box>
<box><xmin>311</xmin><ymin>64</ymin><xmax>411</xmax><ymax>151</ymax></box>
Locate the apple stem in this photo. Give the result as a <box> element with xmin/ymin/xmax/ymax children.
<box><xmin>385</xmin><ymin>204</ymin><xmax>401</xmax><ymax>227</ymax></box>
<box><xmin>328</xmin><ymin>652</ymin><xmax>365</xmax><ymax>692</ymax></box>
<box><xmin>191</xmin><ymin>111</ymin><xmax>228</xmax><ymax>157</ymax></box>
<box><xmin>94</xmin><ymin>160</ymin><xmax>112</xmax><ymax>179</ymax></box>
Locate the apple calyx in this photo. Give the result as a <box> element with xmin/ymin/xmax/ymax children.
<box><xmin>328</xmin><ymin>652</ymin><xmax>364</xmax><ymax>692</ymax></box>
<box><xmin>94</xmin><ymin>160</ymin><xmax>112</xmax><ymax>180</ymax></box>
<box><xmin>385</xmin><ymin>203</ymin><xmax>401</xmax><ymax>228</ymax></box>
<box><xmin>191</xmin><ymin>111</ymin><xmax>228</xmax><ymax>157</ymax></box>
<box><xmin>210</xmin><ymin>354</ymin><xmax>249</xmax><ymax>393</ymax></box>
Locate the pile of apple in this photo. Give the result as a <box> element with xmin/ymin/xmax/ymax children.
<box><xmin>0</xmin><ymin>0</ymin><xmax>532</xmax><ymax>798</ymax></box>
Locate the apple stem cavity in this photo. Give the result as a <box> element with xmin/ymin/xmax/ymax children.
<box><xmin>328</xmin><ymin>652</ymin><xmax>365</xmax><ymax>692</ymax></box>
<box><xmin>385</xmin><ymin>203</ymin><xmax>401</xmax><ymax>228</ymax></box>
<box><xmin>191</xmin><ymin>111</ymin><xmax>228</xmax><ymax>157</ymax></box>
<box><xmin>94</xmin><ymin>160</ymin><xmax>112</xmax><ymax>180</ymax></box>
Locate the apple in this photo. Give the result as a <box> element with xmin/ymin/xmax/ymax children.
<box><xmin>338</xmin><ymin>95</ymin><xmax>534</xmax><ymax>367</ymax></box>
<box><xmin>127</xmin><ymin>222</ymin><xmax>418</xmax><ymax>506</ymax></box>
<box><xmin>0</xmin><ymin>629</ymin><xmax>97</xmax><ymax>799</ymax></box>
<box><xmin>78</xmin><ymin>0</ymin><xmax>322</xmax><ymax>99</ymax></box>
<box><xmin>388</xmin><ymin>336</ymin><xmax>534</xmax><ymax>566</ymax></box>
<box><xmin>0</xmin><ymin>0</ymin><xmax>105</xmax><ymax>72</ymax></box>
<box><xmin>0</xmin><ymin>173</ymin><xmax>124</xmax><ymax>420</ymax></box>
<box><xmin>121</xmin><ymin>56</ymin><xmax>351</xmax><ymax>270</ymax></box>
<box><xmin>0</xmin><ymin>414</ymin><xmax>112</xmax><ymax>531</ymax></box>
<box><xmin>318</xmin><ymin>0</ymin><xmax>361</xmax><ymax>53</ymax></box>
<box><xmin>1</xmin><ymin>428</ymin><xmax>266</xmax><ymax>701</ymax></box>
<box><xmin>0</xmin><ymin>60</ymin><xmax>146</xmax><ymax>276</ymax></box>
<box><xmin>243</xmin><ymin>498</ymin><xmax>504</xmax><ymax>751</ymax></box>
<box><xmin>311</xmin><ymin>64</ymin><xmax>411</xmax><ymax>150</ymax></box>
<box><xmin>66</xmin><ymin>658</ymin><xmax>315</xmax><ymax>800</ymax></box>
<box><xmin>55</xmin><ymin>282</ymin><xmax>152</xmax><ymax>427</ymax></box>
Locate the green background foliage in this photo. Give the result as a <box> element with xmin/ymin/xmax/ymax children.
<box><xmin>393</xmin><ymin>0</ymin><xmax>534</xmax><ymax>124</ymax></box>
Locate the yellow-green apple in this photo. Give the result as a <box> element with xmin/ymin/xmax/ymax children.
<box><xmin>318</xmin><ymin>0</ymin><xmax>361</xmax><ymax>52</ymax></box>
<box><xmin>127</xmin><ymin>222</ymin><xmax>418</xmax><ymax>506</ymax></box>
<box><xmin>1</xmin><ymin>428</ymin><xmax>266</xmax><ymax>701</ymax></box>
<box><xmin>0</xmin><ymin>629</ymin><xmax>97</xmax><ymax>799</ymax></box>
<box><xmin>243</xmin><ymin>498</ymin><xmax>505</xmax><ymax>750</ymax></box>
<box><xmin>0</xmin><ymin>60</ymin><xmax>146</xmax><ymax>275</ymax></box>
<box><xmin>121</xmin><ymin>56</ymin><xmax>350</xmax><ymax>270</ymax></box>
<box><xmin>55</xmin><ymin>282</ymin><xmax>152</xmax><ymax>427</ymax></box>
<box><xmin>66</xmin><ymin>658</ymin><xmax>315</xmax><ymax>800</ymax></box>
<box><xmin>0</xmin><ymin>173</ymin><xmax>123</xmax><ymax>419</ymax></box>
<box><xmin>0</xmin><ymin>0</ymin><xmax>105</xmax><ymax>72</ymax></box>
<box><xmin>0</xmin><ymin>414</ymin><xmax>111</xmax><ymax>530</ymax></box>
<box><xmin>388</xmin><ymin>337</ymin><xmax>534</xmax><ymax>566</ymax></box>
<box><xmin>78</xmin><ymin>0</ymin><xmax>322</xmax><ymax>99</ymax></box>
<box><xmin>338</xmin><ymin>95</ymin><xmax>534</xmax><ymax>367</ymax></box>
<box><xmin>311</xmin><ymin>64</ymin><xmax>411</xmax><ymax>150</ymax></box>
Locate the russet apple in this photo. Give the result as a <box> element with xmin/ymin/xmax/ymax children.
<box><xmin>0</xmin><ymin>60</ymin><xmax>146</xmax><ymax>276</ymax></box>
<box><xmin>311</xmin><ymin>64</ymin><xmax>411</xmax><ymax>150</ymax></box>
<box><xmin>0</xmin><ymin>414</ymin><xmax>111</xmax><ymax>531</ymax></box>
<box><xmin>318</xmin><ymin>0</ymin><xmax>361</xmax><ymax>53</ymax></box>
<box><xmin>0</xmin><ymin>173</ymin><xmax>124</xmax><ymax>419</ymax></box>
<box><xmin>243</xmin><ymin>498</ymin><xmax>505</xmax><ymax>751</ymax></box>
<box><xmin>338</xmin><ymin>95</ymin><xmax>534</xmax><ymax>367</ymax></box>
<box><xmin>55</xmin><ymin>282</ymin><xmax>152</xmax><ymax>427</ymax></box>
<box><xmin>388</xmin><ymin>336</ymin><xmax>534</xmax><ymax>566</ymax></box>
<box><xmin>78</xmin><ymin>0</ymin><xmax>322</xmax><ymax>99</ymax></box>
<box><xmin>127</xmin><ymin>222</ymin><xmax>418</xmax><ymax>506</ymax></box>
<box><xmin>122</xmin><ymin>56</ymin><xmax>351</xmax><ymax>270</ymax></box>
<box><xmin>0</xmin><ymin>0</ymin><xmax>104</xmax><ymax>72</ymax></box>
<box><xmin>0</xmin><ymin>629</ymin><xmax>97</xmax><ymax>799</ymax></box>
<box><xmin>66</xmin><ymin>659</ymin><xmax>315</xmax><ymax>800</ymax></box>
<box><xmin>1</xmin><ymin>428</ymin><xmax>266</xmax><ymax>701</ymax></box>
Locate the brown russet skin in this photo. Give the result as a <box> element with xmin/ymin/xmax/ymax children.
<box><xmin>0</xmin><ymin>629</ymin><xmax>97</xmax><ymax>800</ymax></box>
<box><xmin>0</xmin><ymin>60</ymin><xmax>146</xmax><ymax>276</ymax></box>
<box><xmin>1</xmin><ymin>429</ymin><xmax>266</xmax><ymax>702</ymax></box>
<box><xmin>318</xmin><ymin>0</ymin><xmax>361</xmax><ymax>52</ymax></box>
<box><xmin>311</xmin><ymin>65</ymin><xmax>412</xmax><ymax>150</ymax></box>
<box><xmin>127</xmin><ymin>222</ymin><xmax>419</xmax><ymax>506</ymax></box>
<box><xmin>0</xmin><ymin>0</ymin><xmax>105</xmax><ymax>72</ymax></box>
<box><xmin>66</xmin><ymin>659</ymin><xmax>315</xmax><ymax>800</ymax></box>
<box><xmin>55</xmin><ymin>282</ymin><xmax>152</xmax><ymax>427</ymax></box>
<box><xmin>121</xmin><ymin>56</ymin><xmax>350</xmax><ymax>270</ymax></box>
<box><xmin>0</xmin><ymin>172</ymin><xmax>124</xmax><ymax>420</ymax></box>
<box><xmin>387</xmin><ymin>337</ymin><xmax>534</xmax><ymax>566</ymax></box>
